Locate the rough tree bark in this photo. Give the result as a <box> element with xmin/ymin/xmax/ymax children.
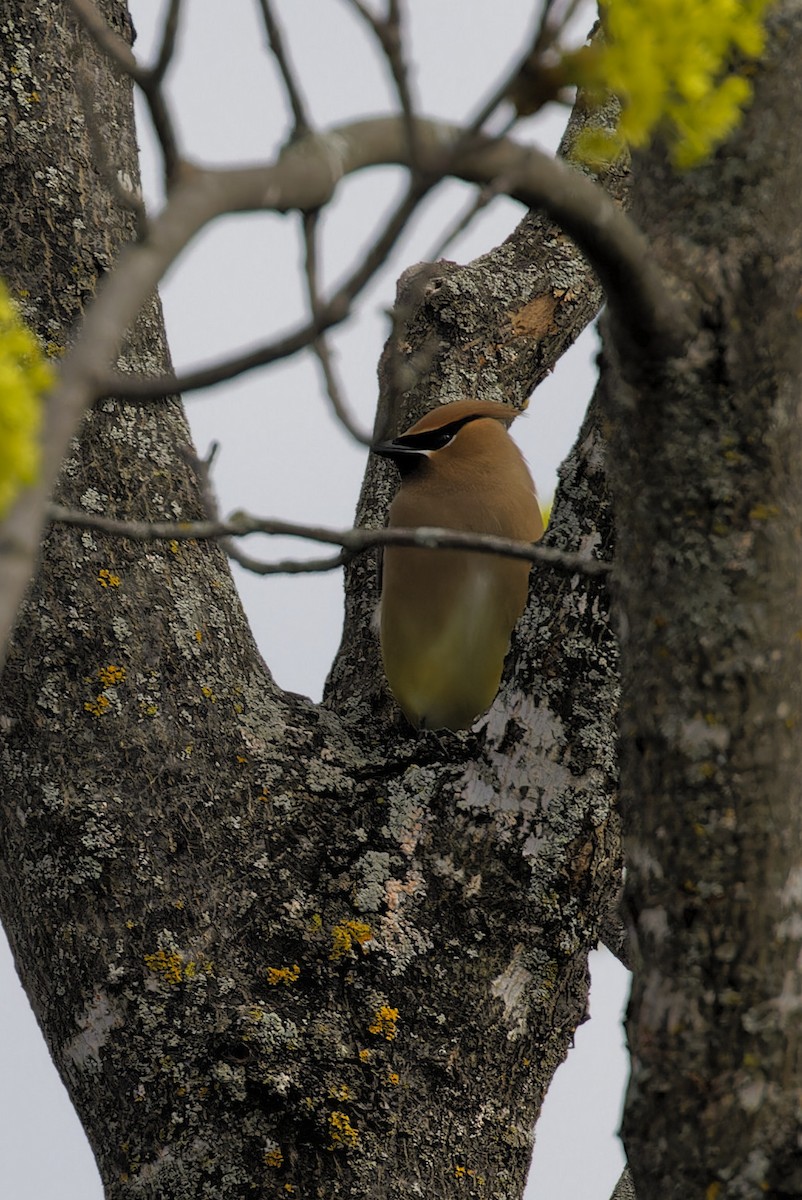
<box><xmin>0</xmin><ymin>4</ymin><xmax>620</xmax><ymax>1199</ymax></box>
<box><xmin>4</xmin><ymin>0</ymin><xmax>800</xmax><ymax>1197</ymax></box>
<box><xmin>604</xmin><ymin>4</ymin><xmax>802</xmax><ymax>1196</ymax></box>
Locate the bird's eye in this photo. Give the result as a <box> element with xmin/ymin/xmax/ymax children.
<box><xmin>422</xmin><ymin>429</ymin><xmax>455</xmax><ymax>451</ymax></box>
<box><xmin>395</xmin><ymin>417</ymin><xmax>477</xmax><ymax>453</ymax></box>
<box><xmin>394</xmin><ymin>428</ymin><xmax>453</xmax><ymax>452</ymax></box>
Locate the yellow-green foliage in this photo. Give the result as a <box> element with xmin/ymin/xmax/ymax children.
<box><xmin>0</xmin><ymin>281</ymin><xmax>51</xmax><ymax>518</ymax></box>
<box><xmin>581</xmin><ymin>0</ymin><xmax>774</xmax><ymax>167</ymax></box>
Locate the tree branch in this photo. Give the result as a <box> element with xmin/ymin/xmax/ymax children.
<box><xmin>346</xmin><ymin>0</ymin><xmax>420</xmax><ymax>169</ymax></box>
<box><xmin>101</xmin><ymin>172</ymin><xmax>434</xmax><ymax>402</ymax></box>
<box><xmin>47</xmin><ymin>504</ymin><xmax>612</xmax><ymax>578</ymax></box>
<box><xmin>464</xmin><ymin>0</ymin><xmax>588</xmax><ymax>136</ymax></box>
<box><xmin>610</xmin><ymin>1167</ymin><xmax>636</xmax><ymax>1200</ymax></box>
<box><xmin>100</xmin><ymin>112</ymin><xmax>675</xmax><ymax>403</ymax></box>
<box><xmin>151</xmin><ymin>0</ymin><xmax>183</xmax><ymax>84</ymax></box>
<box><xmin>66</xmin><ymin>0</ymin><xmax>183</xmax><ymax>183</ymax></box>
<box><xmin>0</xmin><ymin>112</ymin><xmax>649</xmax><ymax>665</ymax></box>
<box><xmin>256</xmin><ymin>0</ymin><xmax>311</xmax><ymax>138</ymax></box>
<box><xmin>64</xmin><ymin>0</ymin><xmax>142</xmax><ymax>78</ymax></box>
<box><xmin>302</xmin><ymin>210</ymin><xmax>373</xmax><ymax>445</ymax></box>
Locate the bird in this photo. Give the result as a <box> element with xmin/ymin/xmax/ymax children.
<box><xmin>373</xmin><ymin>398</ymin><xmax>543</xmax><ymax>731</ymax></box>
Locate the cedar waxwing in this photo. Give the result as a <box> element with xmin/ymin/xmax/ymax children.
<box><xmin>373</xmin><ymin>398</ymin><xmax>543</xmax><ymax>731</ymax></box>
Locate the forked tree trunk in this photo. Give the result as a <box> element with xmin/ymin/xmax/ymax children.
<box><xmin>4</xmin><ymin>1</ymin><xmax>800</xmax><ymax>1197</ymax></box>
<box><xmin>0</xmin><ymin>4</ymin><xmax>619</xmax><ymax>1197</ymax></box>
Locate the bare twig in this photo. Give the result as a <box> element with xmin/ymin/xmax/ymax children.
<box><xmin>67</xmin><ymin>0</ymin><xmax>183</xmax><ymax>185</ymax></box>
<box><xmin>47</xmin><ymin>503</ymin><xmax>613</xmax><ymax>578</ymax></box>
<box><xmin>137</xmin><ymin>0</ymin><xmax>184</xmax><ymax>180</ymax></box>
<box><xmin>345</xmin><ymin>0</ymin><xmax>420</xmax><ymax>168</ymax></box>
<box><xmin>1</xmin><ymin>110</ymin><xmax>667</xmax><ymax>663</ymax></box>
<box><xmin>47</xmin><ymin>114</ymin><xmax>678</xmax><ymax>461</ymax></box>
<box><xmin>302</xmin><ymin>210</ymin><xmax>373</xmax><ymax>445</ymax></box>
<box><xmin>225</xmin><ymin>545</ymin><xmax>350</xmax><ymax>577</ymax></box>
<box><xmin>102</xmin><ymin>170</ymin><xmax>434</xmax><ymax>402</ymax></box>
<box><xmin>525</xmin><ymin>0</ymin><xmax>590</xmax><ymax>72</ymax></box>
<box><xmin>180</xmin><ymin>441</ymin><xmax>221</xmax><ymax>517</ymax></box>
<box><xmin>95</xmin><ymin>115</ymin><xmax>683</xmax><ymax>407</ymax></box>
<box><xmin>422</xmin><ymin>1</ymin><xmax>592</xmax><ymax>258</ymax></box>
<box><xmin>309</xmin><ymin>335</ymin><xmax>372</xmax><ymax>446</ymax></box>
<box><xmin>151</xmin><ymin>0</ymin><xmax>183</xmax><ymax>84</ymax></box>
<box><xmin>382</xmin><ymin>0</ymin><xmax>420</xmax><ymax>170</ymax></box>
<box><xmin>346</xmin><ymin>0</ymin><xmax>377</xmax><ymax>22</ymax></box>
<box><xmin>139</xmin><ymin>86</ymin><xmax>181</xmax><ymax>186</ymax></box>
<box><xmin>177</xmin><ymin>442</ymin><xmax>349</xmax><ymax>576</ymax></box>
<box><xmin>426</xmin><ymin>172</ymin><xmax>514</xmax><ymax>262</ymax></box>
<box><xmin>257</xmin><ymin>0</ymin><xmax>311</xmax><ymax>138</ymax></box>
<box><xmin>102</xmin><ymin>314</ymin><xmax>350</xmax><ymax>401</ymax></box>
<box><xmin>461</xmin><ymin>0</ymin><xmax>588</xmax><ymax>140</ymax></box>
<box><xmin>178</xmin><ymin>441</ymin><xmax>272</xmax><ymax>575</ymax></box>
<box><xmin>65</xmin><ymin>0</ymin><xmax>141</xmax><ymax>78</ymax></box>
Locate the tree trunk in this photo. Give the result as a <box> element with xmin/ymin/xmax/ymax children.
<box><xmin>0</xmin><ymin>4</ymin><xmax>619</xmax><ymax>1197</ymax></box>
<box><xmin>605</xmin><ymin>4</ymin><xmax>802</xmax><ymax>1195</ymax></box>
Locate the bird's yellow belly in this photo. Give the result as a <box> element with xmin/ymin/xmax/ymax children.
<box><xmin>380</xmin><ymin>561</ymin><xmax>518</xmax><ymax>730</ymax></box>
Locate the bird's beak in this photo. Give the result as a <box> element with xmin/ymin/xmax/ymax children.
<box><xmin>371</xmin><ymin>440</ymin><xmax>425</xmax><ymax>463</ymax></box>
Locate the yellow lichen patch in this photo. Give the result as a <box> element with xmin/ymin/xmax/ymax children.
<box><xmin>267</xmin><ymin>963</ymin><xmax>300</xmax><ymax>987</ymax></box>
<box><xmin>84</xmin><ymin>694</ymin><xmax>110</xmax><ymax>717</ymax></box>
<box><xmin>329</xmin><ymin>1083</ymin><xmax>351</xmax><ymax>1102</ymax></box>
<box><xmin>97</xmin><ymin>568</ymin><xmax>121</xmax><ymax>588</ymax></box>
<box><xmin>200</xmin><ymin>685</ymin><xmax>216</xmax><ymax>702</ymax></box>
<box><xmin>98</xmin><ymin>664</ymin><xmax>126</xmax><ymax>687</ymax></box>
<box><xmin>358</xmin><ymin>1048</ymin><xmax>371</xmax><ymax>1063</ymax></box>
<box><xmin>368</xmin><ymin>1005</ymin><xmax>399</xmax><ymax>1041</ymax></box>
<box><xmin>143</xmin><ymin>950</ymin><xmax>211</xmax><ymax>985</ymax></box>
<box><xmin>194</xmin><ymin>629</ymin><xmax>203</xmax><ymax>642</ymax></box>
<box><xmin>328</xmin><ymin>1110</ymin><xmax>358</xmax><ymax>1151</ymax></box>
<box><xmin>144</xmin><ymin>949</ymin><xmax>185</xmax><ymax>985</ymax></box>
<box><xmin>264</xmin><ymin>1147</ymin><xmax>283</xmax><ymax>1169</ymax></box>
<box><xmin>329</xmin><ymin>919</ymin><xmax>372</xmax><ymax>961</ymax></box>
<box><xmin>749</xmin><ymin>503</ymin><xmax>780</xmax><ymax>520</ymax></box>
<box><xmin>385</xmin><ymin>1071</ymin><xmax>399</xmax><ymax>1086</ymax></box>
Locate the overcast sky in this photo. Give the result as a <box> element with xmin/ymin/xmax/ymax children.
<box><xmin>0</xmin><ymin>3</ymin><xmax>629</xmax><ymax>1196</ymax></box>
